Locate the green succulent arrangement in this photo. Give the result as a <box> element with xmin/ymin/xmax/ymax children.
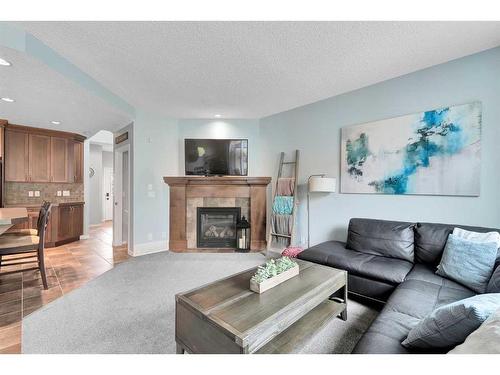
<box><xmin>251</xmin><ymin>257</ymin><xmax>298</xmax><ymax>284</ymax></box>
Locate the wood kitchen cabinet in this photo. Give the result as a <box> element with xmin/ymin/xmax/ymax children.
<box><xmin>7</xmin><ymin>203</ymin><xmax>84</xmax><ymax>247</ymax></box>
<box><xmin>68</xmin><ymin>140</ymin><xmax>84</xmax><ymax>183</ymax></box>
<box><xmin>57</xmin><ymin>203</ymin><xmax>84</xmax><ymax>244</ymax></box>
<box><xmin>5</xmin><ymin>129</ymin><xmax>29</xmax><ymax>182</ymax></box>
<box><xmin>28</xmin><ymin>133</ymin><xmax>51</xmax><ymax>182</ymax></box>
<box><xmin>4</xmin><ymin>124</ymin><xmax>85</xmax><ymax>183</ymax></box>
<box><xmin>50</xmin><ymin>137</ymin><xmax>68</xmax><ymax>182</ymax></box>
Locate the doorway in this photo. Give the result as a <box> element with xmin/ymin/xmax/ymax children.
<box><xmin>88</xmin><ymin>131</ymin><xmax>114</xmax><ymax>226</ymax></box>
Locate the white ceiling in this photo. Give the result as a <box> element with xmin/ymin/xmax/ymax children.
<box><xmin>0</xmin><ymin>46</ymin><xmax>132</xmax><ymax>136</ymax></box>
<box><xmin>15</xmin><ymin>21</ymin><xmax>500</xmax><ymax>119</ymax></box>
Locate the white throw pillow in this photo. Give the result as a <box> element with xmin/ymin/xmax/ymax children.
<box><xmin>453</xmin><ymin>227</ymin><xmax>500</xmax><ymax>249</ymax></box>
<box><xmin>449</xmin><ymin>307</ymin><xmax>500</xmax><ymax>354</ymax></box>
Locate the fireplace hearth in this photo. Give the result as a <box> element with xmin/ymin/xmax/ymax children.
<box><xmin>197</xmin><ymin>207</ymin><xmax>241</xmax><ymax>248</ymax></box>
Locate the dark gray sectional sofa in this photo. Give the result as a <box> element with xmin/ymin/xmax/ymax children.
<box><xmin>297</xmin><ymin>218</ymin><xmax>500</xmax><ymax>354</ymax></box>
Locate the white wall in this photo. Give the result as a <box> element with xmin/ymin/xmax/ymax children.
<box><xmin>89</xmin><ymin>145</ymin><xmax>114</xmax><ymax>225</ymax></box>
<box><xmin>102</xmin><ymin>151</ymin><xmax>113</xmax><ymax>169</ymax></box>
<box><xmin>113</xmin><ymin>123</ymin><xmax>134</xmax><ymax>250</ymax></box>
<box><xmin>259</xmin><ymin>47</ymin><xmax>500</xmax><ymax>246</ymax></box>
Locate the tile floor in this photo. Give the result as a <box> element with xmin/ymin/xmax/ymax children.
<box><xmin>0</xmin><ymin>221</ymin><xmax>129</xmax><ymax>354</ymax></box>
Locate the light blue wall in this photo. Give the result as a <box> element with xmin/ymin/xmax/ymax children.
<box><xmin>132</xmin><ymin>117</ymin><xmax>259</xmax><ymax>251</ymax></box>
<box><xmin>177</xmin><ymin>119</ymin><xmax>261</xmax><ymax>175</ymax></box>
<box><xmin>133</xmin><ymin>112</ymin><xmax>179</xmax><ymax>249</ymax></box>
<box><xmin>259</xmin><ymin>47</ymin><xmax>500</xmax><ymax>246</ymax></box>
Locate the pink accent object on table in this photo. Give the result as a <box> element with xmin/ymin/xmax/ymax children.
<box><xmin>282</xmin><ymin>247</ymin><xmax>304</xmax><ymax>258</ymax></box>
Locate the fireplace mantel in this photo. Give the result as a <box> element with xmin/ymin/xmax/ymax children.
<box><xmin>163</xmin><ymin>176</ymin><xmax>271</xmax><ymax>252</ymax></box>
<box><xmin>163</xmin><ymin>176</ymin><xmax>271</xmax><ymax>186</ymax></box>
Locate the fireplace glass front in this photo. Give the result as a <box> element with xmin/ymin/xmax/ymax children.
<box><xmin>197</xmin><ymin>207</ymin><xmax>241</xmax><ymax>248</ymax></box>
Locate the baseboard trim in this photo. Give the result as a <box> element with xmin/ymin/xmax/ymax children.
<box><xmin>80</xmin><ymin>235</ymin><xmax>90</xmax><ymax>240</ymax></box>
<box><xmin>132</xmin><ymin>241</ymin><xmax>168</xmax><ymax>257</ymax></box>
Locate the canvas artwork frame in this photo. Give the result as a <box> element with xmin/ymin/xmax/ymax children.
<box><xmin>340</xmin><ymin>102</ymin><xmax>482</xmax><ymax>196</ymax></box>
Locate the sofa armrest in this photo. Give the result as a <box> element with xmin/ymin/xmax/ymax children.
<box><xmin>297</xmin><ymin>240</ymin><xmax>347</xmax><ymax>265</ymax></box>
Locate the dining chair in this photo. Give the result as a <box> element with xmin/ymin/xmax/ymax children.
<box><xmin>4</xmin><ymin>201</ymin><xmax>51</xmax><ymax>237</ymax></box>
<box><xmin>0</xmin><ymin>203</ymin><xmax>52</xmax><ymax>289</ymax></box>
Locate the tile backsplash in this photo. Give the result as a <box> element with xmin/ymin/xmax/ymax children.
<box><xmin>4</xmin><ymin>182</ymin><xmax>84</xmax><ymax>205</ymax></box>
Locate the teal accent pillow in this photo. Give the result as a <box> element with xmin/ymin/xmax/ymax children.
<box><xmin>436</xmin><ymin>234</ymin><xmax>497</xmax><ymax>293</ymax></box>
<box><xmin>402</xmin><ymin>294</ymin><xmax>500</xmax><ymax>349</ymax></box>
<box><xmin>272</xmin><ymin>196</ymin><xmax>294</xmax><ymax>215</ymax></box>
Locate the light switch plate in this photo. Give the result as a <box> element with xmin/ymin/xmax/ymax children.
<box><xmin>34</xmin><ymin>191</ymin><xmax>40</xmax><ymax>197</ymax></box>
<box><xmin>57</xmin><ymin>191</ymin><xmax>62</xmax><ymax>197</ymax></box>
<box><xmin>28</xmin><ymin>191</ymin><xmax>34</xmax><ymax>197</ymax></box>
<box><xmin>62</xmin><ymin>190</ymin><xmax>70</xmax><ymax>197</ymax></box>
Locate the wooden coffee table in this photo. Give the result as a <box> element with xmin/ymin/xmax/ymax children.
<box><xmin>175</xmin><ymin>259</ymin><xmax>347</xmax><ymax>354</ymax></box>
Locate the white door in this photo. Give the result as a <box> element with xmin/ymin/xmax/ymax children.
<box><xmin>103</xmin><ymin>167</ymin><xmax>114</xmax><ymax>221</ymax></box>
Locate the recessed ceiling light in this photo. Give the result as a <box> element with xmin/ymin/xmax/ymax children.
<box><xmin>1</xmin><ymin>97</ymin><xmax>15</xmax><ymax>103</ymax></box>
<box><xmin>0</xmin><ymin>58</ymin><xmax>11</xmax><ymax>66</ymax></box>
<box><xmin>51</xmin><ymin>121</ymin><xmax>61</xmax><ymax>125</ymax></box>
<box><xmin>214</xmin><ymin>114</ymin><xmax>222</xmax><ymax>118</ymax></box>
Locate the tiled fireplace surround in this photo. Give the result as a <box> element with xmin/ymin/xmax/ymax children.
<box><xmin>186</xmin><ymin>198</ymin><xmax>249</xmax><ymax>249</ymax></box>
<box><xmin>164</xmin><ymin>176</ymin><xmax>271</xmax><ymax>252</ymax></box>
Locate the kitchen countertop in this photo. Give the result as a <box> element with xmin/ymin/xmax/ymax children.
<box><xmin>3</xmin><ymin>201</ymin><xmax>85</xmax><ymax>208</ymax></box>
<box><xmin>0</xmin><ymin>207</ymin><xmax>28</xmax><ymax>235</ymax></box>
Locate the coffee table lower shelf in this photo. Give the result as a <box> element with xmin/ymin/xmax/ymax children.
<box><xmin>256</xmin><ymin>300</ymin><xmax>346</xmax><ymax>354</ymax></box>
<box><xmin>176</xmin><ymin>299</ymin><xmax>346</xmax><ymax>354</ymax></box>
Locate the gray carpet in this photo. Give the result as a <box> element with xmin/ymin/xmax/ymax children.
<box><xmin>22</xmin><ymin>252</ymin><xmax>378</xmax><ymax>354</ymax></box>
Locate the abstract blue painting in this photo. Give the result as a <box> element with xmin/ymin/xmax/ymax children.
<box><xmin>340</xmin><ymin>102</ymin><xmax>481</xmax><ymax>196</ymax></box>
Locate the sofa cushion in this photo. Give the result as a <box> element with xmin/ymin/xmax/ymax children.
<box><xmin>402</xmin><ymin>294</ymin><xmax>500</xmax><ymax>350</ymax></box>
<box><xmin>348</xmin><ymin>274</ymin><xmax>395</xmax><ymax>302</ymax></box>
<box><xmin>298</xmin><ymin>240</ymin><xmax>413</xmax><ymax>284</ymax></box>
<box><xmin>487</xmin><ymin>265</ymin><xmax>500</xmax><ymax>293</ymax></box>
<box><xmin>405</xmin><ymin>264</ymin><xmax>476</xmax><ymax>292</ymax></box>
<box><xmin>453</xmin><ymin>227</ymin><xmax>500</xmax><ymax>249</ymax></box>
<box><xmin>353</xmin><ymin>264</ymin><xmax>475</xmax><ymax>354</ymax></box>
<box><xmin>449</xmin><ymin>307</ymin><xmax>500</xmax><ymax>354</ymax></box>
<box><xmin>346</xmin><ymin>218</ymin><xmax>415</xmax><ymax>262</ymax></box>
<box><xmin>436</xmin><ymin>234</ymin><xmax>498</xmax><ymax>293</ymax></box>
<box><xmin>414</xmin><ymin>222</ymin><xmax>500</xmax><ymax>267</ymax></box>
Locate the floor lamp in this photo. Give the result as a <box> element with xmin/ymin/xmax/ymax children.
<box><xmin>307</xmin><ymin>175</ymin><xmax>336</xmax><ymax>248</ymax></box>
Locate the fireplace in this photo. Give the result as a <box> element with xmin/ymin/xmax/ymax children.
<box><xmin>197</xmin><ymin>207</ymin><xmax>241</xmax><ymax>248</ymax></box>
<box><xmin>164</xmin><ymin>176</ymin><xmax>271</xmax><ymax>251</ymax></box>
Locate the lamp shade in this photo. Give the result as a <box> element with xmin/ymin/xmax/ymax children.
<box><xmin>309</xmin><ymin>176</ymin><xmax>336</xmax><ymax>193</ymax></box>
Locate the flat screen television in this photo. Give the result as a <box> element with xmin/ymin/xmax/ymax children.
<box><xmin>185</xmin><ymin>139</ymin><xmax>248</xmax><ymax>176</ymax></box>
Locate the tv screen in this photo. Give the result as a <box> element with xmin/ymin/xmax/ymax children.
<box><xmin>185</xmin><ymin>139</ymin><xmax>248</xmax><ymax>176</ymax></box>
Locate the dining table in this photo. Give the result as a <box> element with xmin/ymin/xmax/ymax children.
<box><xmin>0</xmin><ymin>207</ymin><xmax>29</xmax><ymax>235</ymax></box>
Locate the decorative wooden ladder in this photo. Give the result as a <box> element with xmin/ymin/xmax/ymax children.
<box><xmin>268</xmin><ymin>150</ymin><xmax>300</xmax><ymax>253</ymax></box>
